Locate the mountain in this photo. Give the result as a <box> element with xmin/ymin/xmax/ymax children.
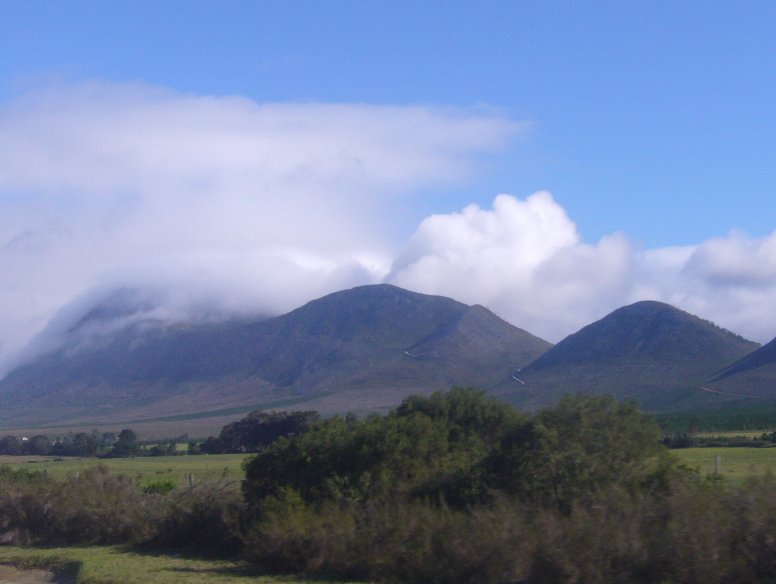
<box><xmin>0</xmin><ymin>284</ymin><xmax>552</xmax><ymax>428</ymax></box>
<box><xmin>492</xmin><ymin>301</ymin><xmax>760</xmax><ymax>410</ymax></box>
<box><xmin>701</xmin><ymin>336</ymin><xmax>776</xmax><ymax>400</ymax></box>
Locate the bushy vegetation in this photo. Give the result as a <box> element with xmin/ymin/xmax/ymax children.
<box><xmin>9</xmin><ymin>389</ymin><xmax>776</xmax><ymax>582</ymax></box>
<box><xmin>0</xmin><ymin>465</ymin><xmax>158</xmax><ymax>546</ymax></box>
<box><xmin>240</xmin><ymin>389</ymin><xmax>680</xmax><ymax>582</ymax></box>
<box><xmin>194</xmin><ymin>410</ymin><xmax>319</xmax><ymax>454</ymax></box>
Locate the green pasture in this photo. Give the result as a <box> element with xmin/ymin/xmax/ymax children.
<box><xmin>0</xmin><ymin>453</ymin><xmax>250</xmax><ymax>487</ymax></box>
<box><xmin>695</xmin><ymin>430</ymin><xmax>768</xmax><ymax>438</ymax></box>
<box><xmin>0</xmin><ymin>546</ymin><xmax>364</xmax><ymax>584</ymax></box>
<box><xmin>673</xmin><ymin>447</ymin><xmax>776</xmax><ymax>483</ymax></box>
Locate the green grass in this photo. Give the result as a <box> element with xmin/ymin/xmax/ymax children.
<box><xmin>0</xmin><ymin>546</ymin><xmax>365</xmax><ymax>583</ymax></box>
<box><xmin>0</xmin><ymin>453</ymin><xmax>251</xmax><ymax>487</ymax></box>
<box><xmin>673</xmin><ymin>447</ymin><xmax>776</xmax><ymax>483</ymax></box>
<box><xmin>694</xmin><ymin>430</ymin><xmax>774</xmax><ymax>438</ymax></box>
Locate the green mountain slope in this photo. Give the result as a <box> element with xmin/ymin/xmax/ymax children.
<box><xmin>701</xmin><ymin>336</ymin><xmax>776</xmax><ymax>401</ymax></box>
<box><xmin>493</xmin><ymin>301</ymin><xmax>760</xmax><ymax>411</ymax></box>
<box><xmin>0</xmin><ymin>285</ymin><xmax>552</xmax><ymax>427</ymax></box>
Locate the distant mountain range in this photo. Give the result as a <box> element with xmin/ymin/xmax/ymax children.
<box><xmin>2</xmin><ymin>284</ymin><xmax>776</xmax><ymax>430</ymax></box>
<box><xmin>0</xmin><ymin>285</ymin><xmax>550</xmax><ymax>427</ymax></box>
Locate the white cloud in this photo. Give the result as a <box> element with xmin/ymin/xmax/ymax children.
<box><xmin>662</xmin><ymin>232</ymin><xmax>776</xmax><ymax>342</ymax></box>
<box><xmin>388</xmin><ymin>193</ymin><xmax>776</xmax><ymax>345</ymax></box>
<box><xmin>0</xmin><ymin>81</ymin><xmax>522</xmax><ymax>373</ymax></box>
<box><xmin>387</xmin><ymin>192</ymin><xmax>635</xmax><ymax>339</ymax></box>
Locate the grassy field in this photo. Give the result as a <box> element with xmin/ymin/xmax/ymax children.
<box><xmin>673</xmin><ymin>446</ymin><xmax>776</xmax><ymax>483</ymax></box>
<box><xmin>5</xmin><ymin>448</ymin><xmax>776</xmax><ymax>488</ymax></box>
<box><xmin>0</xmin><ymin>453</ymin><xmax>251</xmax><ymax>487</ymax></box>
<box><xmin>0</xmin><ymin>546</ymin><xmax>365</xmax><ymax>584</ymax></box>
<box><xmin>693</xmin><ymin>429</ymin><xmax>776</xmax><ymax>439</ymax></box>
<box><xmin>0</xmin><ymin>455</ymin><xmax>371</xmax><ymax>582</ymax></box>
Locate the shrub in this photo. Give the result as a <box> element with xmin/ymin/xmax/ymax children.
<box><xmin>0</xmin><ymin>465</ymin><xmax>161</xmax><ymax>545</ymax></box>
<box><xmin>150</xmin><ymin>481</ymin><xmax>243</xmax><ymax>555</ymax></box>
<box><xmin>142</xmin><ymin>479</ymin><xmax>177</xmax><ymax>495</ymax></box>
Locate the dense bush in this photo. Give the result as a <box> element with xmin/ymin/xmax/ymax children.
<box><xmin>243</xmin><ymin>391</ymin><xmax>667</xmax><ymax>513</ymax></box>
<box><xmin>486</xmin><ymin>394</ymin><xmax>667</xmax><ymax>510</ymax></box>
<box><xmin>0</xmin><ymin>465</ymin><xmax>160</xmax><ymax>545</ymax></box>
<box><xmin>0</xmin><ymin>466</ymin><xmax>241</xmax><ymax>554</ymax></box>
<box><xmin>239</xmin><ymin>389</ymin><xmax>687</xmax><ymax>581</ymax></box>
<box><xmin>243</xmin><ymin>388</ymin><xmax>527</xmax><ymax>511</ymax></box>
<box><xmin>241</xmin><ymin>473</ymin><xmax>776</xmax><ymax>584</ymax></box>
<box><xmin>149</xmin><ymin>481</ymin><xmax>243</xmax><ymax>554</ymax></box>
<box><xmin>243</xmin><ymin>496</ymin><xmax>530</xmax><ymax>583</ymax></box>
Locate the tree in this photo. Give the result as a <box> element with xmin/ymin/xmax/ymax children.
<box><xmin>148</xmin><ymin>439</ymin><xmax>177</xmax><ymax>456</ymax></box>
<box><xmin>109</xmin><ymin>429</ymin><xmax>141</xmax><ymax>457</ymax></box>
<box><xmin>243</xmin><ymin>388</ymin><xmax>523</xmax><ymax>510</ymax></box>
<box><xmin>0</xmin><ymin>435</ymin><xmax>22</xmax><ymax>455</ymax></box>
<box><xmin>26</xmin><ymin>435</ymin><xmax>52</xmax><ymax>456</ymax></box>
<box><xmin>486</xmin><ymin>394</ymin><xmax>667</xmax><ymax>511</ymax></box>
<box><xmin>218</xmin><ymin>410</ymin><xmax>320</xmax><ymax>453</ymax></box>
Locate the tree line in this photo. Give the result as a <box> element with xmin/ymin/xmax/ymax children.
<box><xmin>655</xmin><ymin>406</ymin><xmax>776</xmax><ymax>434</ymax></box>
<box><xmin>0</xmin><ymin>428</ymin><xmax>173</xmax><ymax>458</ymax></box>
<box><xmin>0</xmin><ymin>410</ymin><xmax>319</xmax><ymax>458</ymax></box>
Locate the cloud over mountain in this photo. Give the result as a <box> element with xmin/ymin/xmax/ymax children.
<box><xmin>388</xmin><ymin>193</ymin><xmax>776</xmax><ymax>344</ymax></box>
<box><xmin>0</xmin><ymin>82</ymin><xmax>521</xmax><ymax>372</ymax></box>
<box><xmin>2</xmin><ymin>81</ymin><xmax>776</xmax><ymax>376</ymax></box>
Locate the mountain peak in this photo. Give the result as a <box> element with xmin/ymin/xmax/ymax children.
<box><xmin>526</xmin><ymin>300</ymin><xmax>754</xmax><ymax>370</ymax></box>
<box><xmin>493</xmin><ymin>300</ymin><xmax>761</xmax><ymax>410</ymax></box>
<box><xmin>0</xmin><ymin>284</ymin><xmax>550</xmax><ymax>427</ymax></box>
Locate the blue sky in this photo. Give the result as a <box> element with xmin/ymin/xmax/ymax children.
<box><xmin>1</xmin><ymin>1</ymin><xmax>776</xmax><ymax>370</ymax></box>
<box><xmin>4</xmin><ymin>1</ymin><xmax>775</xmax><ymax>245</ymax></box>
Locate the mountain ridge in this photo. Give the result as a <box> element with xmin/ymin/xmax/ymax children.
<box><xmin>0</xmin><ymin>284</ymin><xmax>552</xmax><ymax>427</ymax></box>
<box><xmin>493</xmin><ymin>300</ymin><xmax>760</xmax><ymax>410</ymax></box>
<box><xmin>1</xmin><ymin>286</ymin><xmax>773</xmax><ymax>431</ymax></box>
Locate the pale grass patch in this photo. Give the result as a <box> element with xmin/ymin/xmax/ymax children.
<box><xmin>0</xmin><ymin>546</ymin><xmax>367</xmax><ymax>584</ymax></box>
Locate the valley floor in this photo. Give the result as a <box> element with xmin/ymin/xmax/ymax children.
<box><xmin>673</xmin><ymin>446</ymin><xmax>776</xmax><ymax>483</ymax></box>
<box><xmin>0</xmin><ymin>453</ymin><xmax>249</xmax><ymax>487</ymax></box>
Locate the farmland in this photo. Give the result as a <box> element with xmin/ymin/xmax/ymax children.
<box><xmin>0</xmin><ymin>453</ymin><xmax>250</xmax><ymax>487</ymax></box>
<box><xmin>673</xmin><ymin>446</ymin><xmax>776</xmax><ymax>483</ymax></box>
<box><xmin>3</xmin><ymin>448</ymin><xmax>776</xmax><ymax>490</ymax></box>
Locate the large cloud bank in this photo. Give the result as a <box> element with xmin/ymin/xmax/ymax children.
<box><xmin>388</xmin><ymin>192</ymin><xmax>776</xmax><ymax>344</ymax></box>
<box><xmin>0</xmin><ymin>82</ymin><xmax>520</xmax><ymax>372</ymax></box>
<box><xmin>2</xmin><ymin>82</ymin><xmax>776</xmax><ymax>375</ymax></box>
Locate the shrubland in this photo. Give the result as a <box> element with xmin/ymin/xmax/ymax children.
<box><xmin>4</xmin><ymin>389</ymin><xmax>776</xmax><ymax>582</ymax></box>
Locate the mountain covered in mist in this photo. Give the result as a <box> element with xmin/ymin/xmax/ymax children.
<box><xmin>2</xmin><ymin>285</ymin><xmax>775</xmax><ymax>431</ymax></box>
<box><xmin>0</xmin><ymin>284</ymin><xmax>551</xmax><ymax>427</ymax></box>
